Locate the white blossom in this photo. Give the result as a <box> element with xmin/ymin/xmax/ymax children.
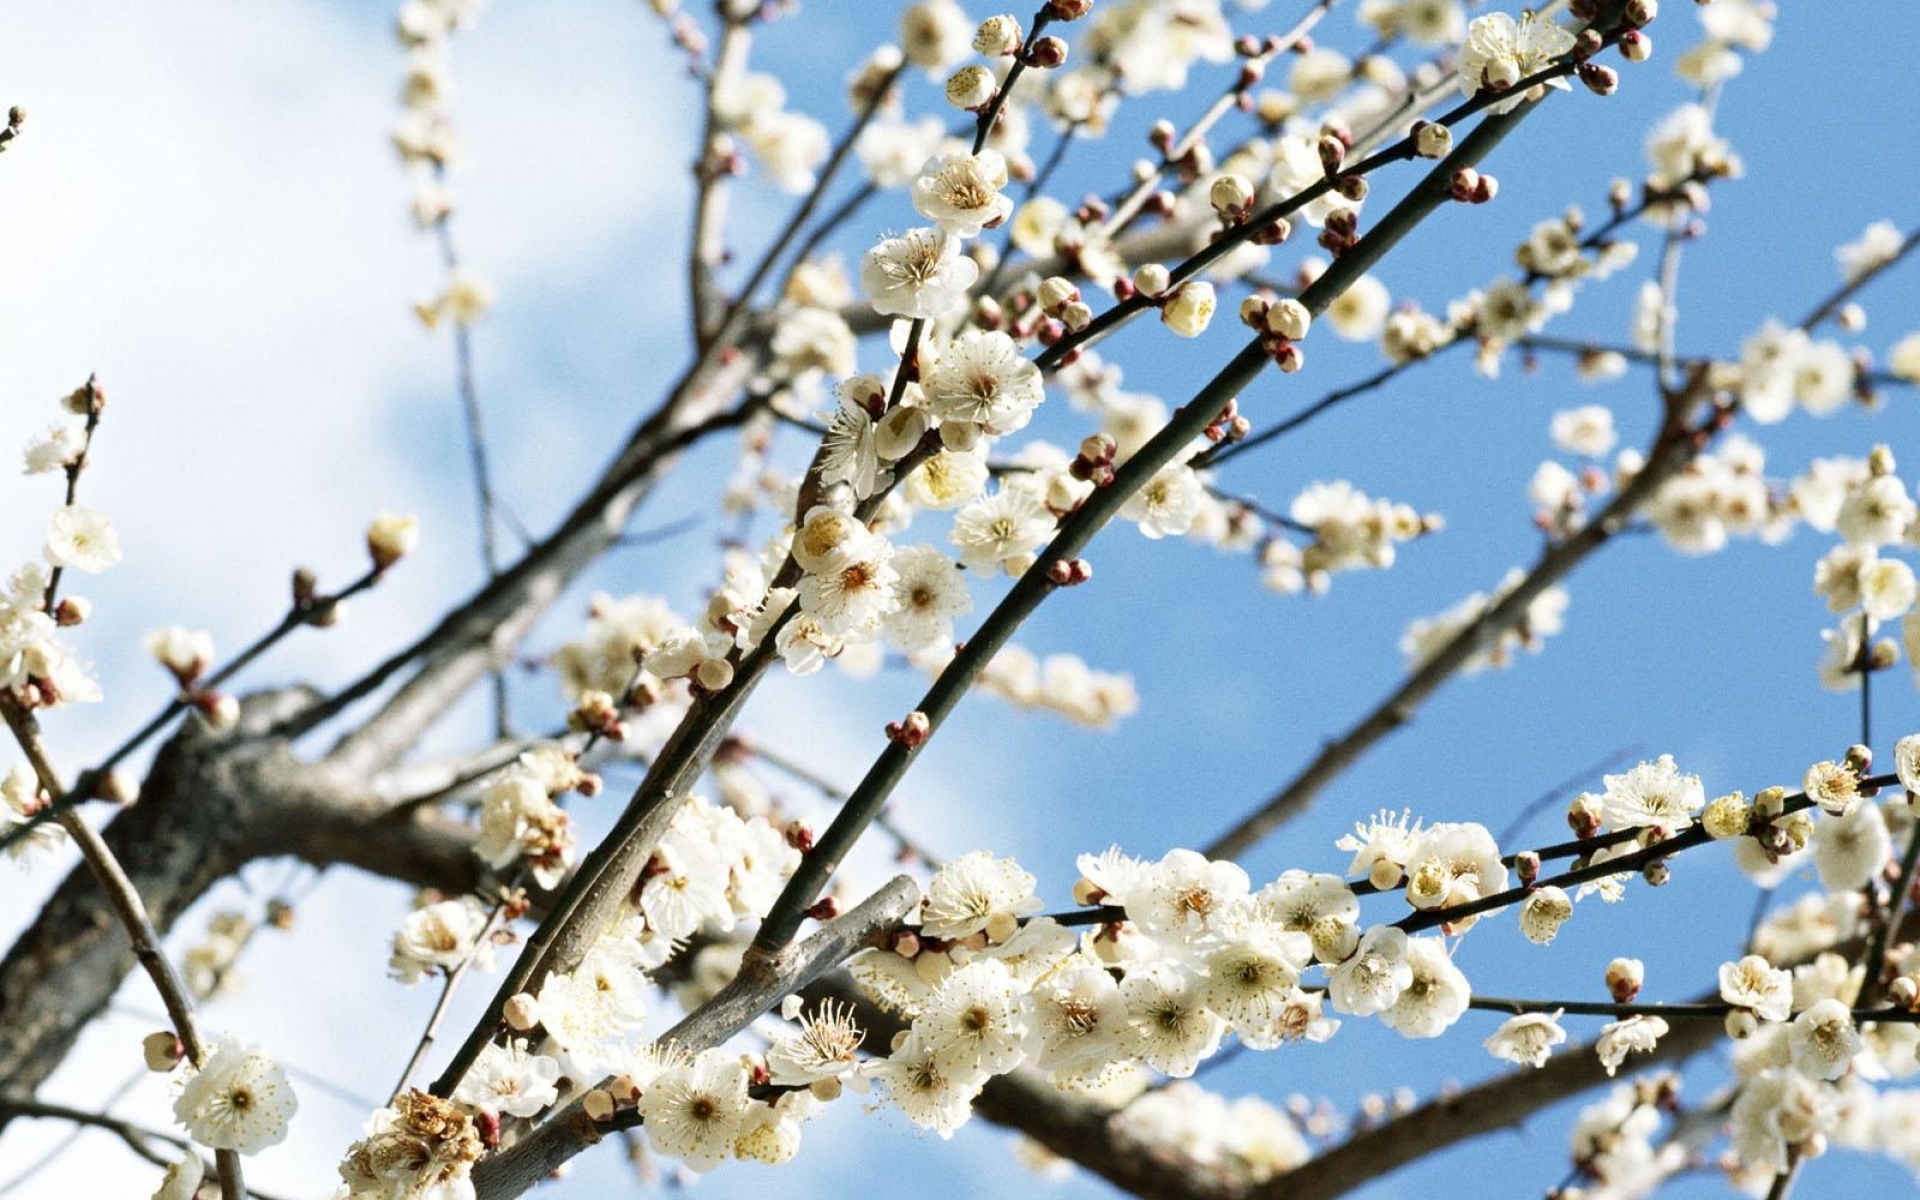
<box><xmin>635</xmin><ymin>1049</ymin><xmax>752</xmax><ymax>1171</ymax></box>
<box><xmin>1595</xmin><ymin>1015</ymin><xmax>1669</xmax><ymax>1076</ymax></box>
<box><xmin>453</xmin><ymin>1039</ymin><xmax>561</xmax><ymax>1119</ymax></box>
<box><xmin>1484</xmin><ymin>1011</ymin><xmax>1566</xmax><ymax>1068</ymax></box>
<box><xmin>1721</xmin><ymin>954</ymin><xmax>1794</xmax><ymax>1022</ymax></box>
<box><xmin>861</xmin><ymin>227</ymin><xmax>980</xmax><ymax>319</ymax></box>
<box><xmin>1456</xmin><ymin>12</ymin><xmax>1575</xmax><ymax>114</ymax></box>
<box><xmin>173</xmin><ymin>1036</ymin><xmax>297</xmax><ymax>1154</ymax></box>
<box><xmin>44</xmin><ymin>505</ymin><xmax>122</xmax><ymax>573</ymax></box>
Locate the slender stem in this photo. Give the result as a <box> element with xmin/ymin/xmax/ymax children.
<box><xmin>1766</xmin><ymin>1148</ymin><xmax>1803</xmax><ymax>1200</ymax></box>
<box><xmin>1395</xmin><ymin>773</ymin><xmax>1899</xmax><ymax>934</ymax></box>
<box><xmin>0</xmin><ymin>569</ymin><xmax>382</xmax><ymax>856</ymax></box>
<box><xmin>41</xmin><ymin>377</ymin><xmax>103</xmax><ymax>611</ymax></box>
<box><xmin>1466</xmin><ymin>994</ymin><xmax>1920</xmax><ymax>1023</ymax></box>
<box><xmin>0</xmin><ymin>696</ymin><xmax>244</xmax><ymax>1200</ymax></box>
<box><xmin>1798</xmin><ymin>225</ymin><xmax>1920</xmax><ymax>331</ymax></box>
<box><xmin>1860</xmin><ymin>809</ymin><xmax>1920</xmax><ymax>1006</ymax></box>
<box><xmin>391</xmin><ymin>898</ymin><xmax>509</xmax><ymax>1103</ymax></box>
<box><xmin>689</xmin><ymin>14</ymin><xmax>752</xmax><ymax>346</ymax></box>
<box><xmin>1858</xmin><ymin>609</ymin><xmax>1872</xmax><ymax>750</ymax></box>
<box><xmin>431</xmin><ymin>198</ymin><xmax>511</xmax><ymax>739</ymax></box>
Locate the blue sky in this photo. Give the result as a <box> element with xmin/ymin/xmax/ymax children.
<box><xmin>2</xmin><ymin>2</ymin><xmax>1918</xmax><ymax>1198</ymax></box>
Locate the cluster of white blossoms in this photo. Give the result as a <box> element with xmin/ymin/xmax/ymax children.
<box><xmin>3</xmin><ymin>389</ymin><xmax>123</xmax><ymax>863</ymax></box>
<box><xmin>848</xmin><ymin>840</ymin><xmax>1498</xmax><ymax>1142</ymax></box>
<box><xmin>392</xmin><ymin>0</ymin><xmax>496</xmax><ymax>329</ymax></box>
<box><xmin>1804</xmin><ymin>446</ymin><xmax>1920</xmax><ymax>693</ymax></box>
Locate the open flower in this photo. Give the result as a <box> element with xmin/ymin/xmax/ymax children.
<box><xmin>172</xmin><ymin>1036</ymin><xmax>297</xmax><ymax>1154</ymax></box>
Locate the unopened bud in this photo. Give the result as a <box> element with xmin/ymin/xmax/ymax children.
<box><xmin>1725</xmin><ymin>1008</ymin><xmax>1759</xmax><ymax>1040</ymax></box>
<box><xmin>504</xmin><ymin>992</ymin><xmax>540</xmax><ymax>1031</ymax></box>
<box><xmin>367</xmin><ymin>513</ymin><xmax>419</xmax><ymax>573</ymax></box>
<box><xmin>1618</xmin><ymin>30</ymin><xmax>1651</xmax><ymax>62</ymax></box>
<box><xmin>1413</xmin><ymin>121</ymin><xmax>1452</xmax><ymax>159</ymax></box>
<box><xmin>1578</xmin><ymin>62</ymin><xmax>1619</xmax><ymax>95</ymax></box>
<box><xmin>1038</xmin><ymin>276</ymin><xmax>1080</xmax><ymax>313</ymax></box>
<box><xmin>1606</xmin><ymin>957</ymin><xmax>1644</xmax><ymax>1004</ymax></box>
<box><xmin>945</xmin><ymin>65</ymin><xmax>995</xmax><ymax>110</ymax></box>
<box><xmin>1871</xmin><ymin>639</ymin><xmax>1901</xmax><ymax>671</ymax></box>
<box><xmin>1316</xmin><ymin>134</ymin><xmax>1345</xmax><ymax>175</ymax></box>
<box><xmin>973</xmin><ymin>14</ymin><xmax>1021</xmax><ymax>55</ymax></box>
<box><xmin>1753</xmin><ymin>785</ymin><xmax>1787</xmax><ymax>821</ymax></box>
<box><xmin>1624</xmin><ymin>0</ymin><xmax>1658</xmax><ymax>27</ymax></box>
<box><xmin>1333</xmin><ymin>174</ymin><xmax>1369</xmax><ymax>203</ymax></box>
<box><xmin>197</xmin><ymin>691</ymin><xmax>240</xmax><ymax>730</ymax></box>
<box><xmin>1890</xmin><ymin>975</ymin><xmax>1920</xmax><ymax>1010</ymax></box>
<box><xmin>53</xmin><ymin>596</ymin><xmax>89</xmax><ymax>626</ymax></box>
<box><xmin>1450</xmin><ymin>167</ymin><xmax>1480</xmax><ymax>202</ymax></box>
<box><xmin>1026</xmin><ymin>34</ymin><xmax>1067</xmax><ymax>68</ymax></box>
<box><xmin>886</xmin><ymin>710</ymin><xmax>932</xmax><ymax>747</ymax></box>
<box><xmin>1641</xmin><ymin>859</ymin><xmax>1670</xmax><ymax>886</ymax></box>
<box><xmin>1514</xmin><ymin>851</ymin><xmax>1540</xmax><ymax>885</ymax></box>
<box><xmin>583</xmin><ymin>1089</ymin><xmax>616</xmax><ymax>1122</ymax></box>
<box><xmin>143</xmin><ymin>1031</ymin><xmax>184</xmax><ymax>1073</ymax></box>
<box><xmin>694</xmin><ymin>657</ymin><xmax>735</xmax><ymax>692</ymax></box>
<box><xmin>1265</xmin><ymin>297</ymin><xmax>1312</xmax><ymax>341</ymax></box>
<box><xmin>1209</xmin><ymin>172</ymin><xmax>1254</xmax><ymax>217</ymax></box>
<box><xmin>1132</xmin><ymin>262</ymin><xmax>1171</xmax><ymax>297</ymax></box>
<box><xmin>1252</xmin><ymin>216</ymin><xmax>1293</xmax><ymax>246</ymax></box>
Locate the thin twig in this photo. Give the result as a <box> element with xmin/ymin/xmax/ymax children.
<box><xmin>0</xmin><ymin>568</ymin><xmax>381</xmax><ymax>856</ymax></box>
<box><xmin>0</xmin><ymin>696</ymin><xmax>245</xmax><ymax>1200</ymax></box>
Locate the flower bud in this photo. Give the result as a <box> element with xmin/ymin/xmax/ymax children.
<box><xmin>1606</xmin><ymin>957</ymin><xmax>1644</xmax><ymax>1004</ymax></box>
<box><xmin>1160</xmin><ymin>281</ymin><xmax>1217</xmax><ymax>337</ymax></box>
<box><xmin>143</xmin><ymin>1030</ymin><xmax>185</xmax><ymax>1073</ymax></box>
<box><xmin>1578</xmin><ymin>62</ymin><xmax>1619</xmax><ymax>95</ymax></box>
<box><xmin>945</xmin><ymin>65</ymin><xmax>995</xmax><ymax>110</ymax></box>
<box><xmin>1045</xmin><ymin>0</ymin><xmax>1091</xmax><ymax>20</ymax></box>
<box><xmin>583</xmin><ymin>1088</ymin><xmax>616</xmax><ymax>1122</ymax></box>
<box><xmin>367</xmin><ymin>513</ymin><xmax>419</xmax><ymax>572</ymax></box>
<box><xmin>1618</xmin><ymin>30</ymin><xmax>1651</xmax><ymax>62</ymax></box>
<box><xmin>1890</xmin><ymin>975</ymin><xmax>1919</xmax><ymax>1010</ymax></box>
<box><xmin>1209</xmin><ymin>172</ymin><xmax>1254</xmax><ymax>217</ymax></box>
<box><xmin>1754</xmin><ymin>785</ymin><xmax>1787</xmax><ymax>821</ymax></box>
<box><xmin>1333</xmin><ymin>174</ymin><xmax>1369</xmax><ymax>203</ymax></box>
<box><xmin>53</xmin><ymin>595</ymin><xmax>90</xmax><ymax>626</ymax></box>
<box><xmin>694</xmin><ymin>657</ymin><xmax>735</xmax><ymax>692</ymax></box>
<box><xmin>1132</xmin><ymin>263</ymin><xmax>1171</xmax><ymax>296</ymax></box>
<box><xmin>1265</xmin><ymin>298</ymin><xmax>1312</xmax><ymax>341</ymax></box>
<box><xmin>504</xmin><ymin>992</ymin><xmax>540</xmax><ymax>1031</ymax></box>
<box><xmin>1316</xmin><ymin>134</ymin><xmax>1345</xmax><ymax>175</ymax></box>
<box><xmin>1038</xmin><ymin>276</ymin><xmax>1080</xmax><ymax>313</ymax></box>
<box><xmin>1450</xmin><ymin>167</ymin><xmax>1481</xmax><ymax>202</ymax></box>
<box><xmin>1624</xmin><ymin>0</ymin><xmax>1658</xmax><ymax>27</ymax></box>
<box><xmin>1725</xmin><ymin>1008</ymin><xmax>1759</xmax><ymax>1040</ymax></box>
<box><xmin>973</xmin><ymin>14</ymin><xmax>1021</xmax><ymax>55</ymax></box>
<box><xmin>1413</xmin><ymin>121</ymin><xmax>1452</xmax><ymax>159</ymax></box>
<box><xmin>1026</xmin><ymin>35</ymin><xmax>1067</xmax><ymax>68</ymax></box>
